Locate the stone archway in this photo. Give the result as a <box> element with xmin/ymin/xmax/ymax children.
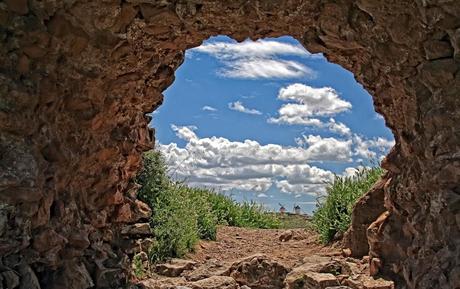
<box><xmin>1</xmin><ymin>1</ymin><xmax>459</xmax><ymax>288</ymax></box>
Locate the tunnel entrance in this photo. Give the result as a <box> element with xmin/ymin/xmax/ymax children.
<box><xmin>1</xmin><ymin>1</ymin><xmax>459</xmax><ymax>289</ymax></box>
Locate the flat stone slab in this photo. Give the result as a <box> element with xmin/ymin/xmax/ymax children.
<box><xmin>191</xmin><ymin>276</ymin><xmax>239</xmax><ymax>289</ymax></box>
<box><xmin>285</xmin><ymin>270</ymin><xmax>340</xmax><ymax>289</ymax></box>
<box><xmin>303</xmin><ymin>272</ymin><xmax>340</xmax><ymax>289</ymax></box>
<box><xmin>155</xmin><ymin>259</ymin><xmax>197</xmax><ymax>277</ymax></box>
<box><xmin>120</xmin><ymin>223</ymin><xmax>152</xmax><ymax>236</ymax></box>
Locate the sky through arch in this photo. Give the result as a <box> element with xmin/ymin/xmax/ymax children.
<box><xmin>150</xmin><ymin>35</ymin><xmax>394</xmax><ymax>214</ymax></box>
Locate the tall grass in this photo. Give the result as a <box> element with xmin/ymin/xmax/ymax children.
<box><xmin>136</xmin><ymin>150</ymin><xmax>279</xmax><ymax>263</ymax></box>
<box><xmin>312</xmin><ymin>166</ymin><xmax>384</xmax><ymax>244</ymax></box>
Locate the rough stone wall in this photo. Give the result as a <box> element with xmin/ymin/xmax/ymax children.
<box><xmin>0</xmin><ymin>0</ymin><xmax>459</xmax><ymax>288</ymax></box>
<box><xmin>343</xmin><ymin>175</ymin><xmax>388</xmax><ymax>258</ymax></box>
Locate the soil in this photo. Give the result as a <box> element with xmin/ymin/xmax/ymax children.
<box><xmin>187</xmin><ymin>226</ymin><xmax>339</xmax><ymax>268</ymax></box>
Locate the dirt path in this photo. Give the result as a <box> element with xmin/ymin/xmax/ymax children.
<box><xmin>139</xmin><ymin>226</ymin><xmax>394</xmax><ymax>289</ymax></box>
<box><xmin>188</xmin><ymin>226</ymin><xmax>339</xmax><ymax>267</ymax></box>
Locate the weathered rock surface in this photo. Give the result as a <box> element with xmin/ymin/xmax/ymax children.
<box><xmin>121</xmin><ymin>223</ymin><xmax>153</xmax><ymax>237</ymax></box>
<box><xmin>139</xmin><ymin>275</ymin><xmax>238</xmax><ymax>289</ymax></box>
<box><xmin>183</xmin><ymin>259</ymin><xmax>228</xmax><ymax>281</ymax></box>
<box><xmin>191</xmin><ymin>276</ymin><xmax>239</xmax><ymax>289</ymax></box>
<box><xmin>1</xmin><ymin>1</ymin><xmax>460</xmax><ymax>288</ymax></box>
<box><xmin>155</xmin><ymin>259</ymin><xmax>197</xmax><ymax>277</ymax></box>
<box><xmin>223</xmin><ymin>254</ymin><xmax>290</xmax><ymax>289</ymax></box>
<box><xmin>285</xmin><ymin>256</ymin><xmax>350</xmax><ymax>289</ymax></box>
<box><xmin>342</xmin><ymin>178</ymin><xmax>387</xmax><ymax>258</ymax></box>
<box><xmin>285</xmin><ymin>271</ymin><xmax>339</xmax><ymax>289</ymax></box>
<box><xmin>343</xmin><ymin>277</ymin><xmax>394</xmax><ymax>289</ymax></box>
<box><xmin>279</xmin><ymin>229</ymin><xmax>309</xmax><ymax>242</ymax></box>
<box><xmin>284</xmin><ymin>254</ymin><xmax>395</xmax><ymax>289</ymax></box>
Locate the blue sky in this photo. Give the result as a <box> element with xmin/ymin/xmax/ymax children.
<box><xmin>150</xmin><ymin>36</ymin><xmax>393</xmax><ymax>214</ymax></box>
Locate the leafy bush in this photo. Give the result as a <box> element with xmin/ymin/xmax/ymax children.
<box><xmin>238</xmin><ymin>201</ymin><xmax>280</xmax><ymax>229</ymax></box>
<box><xmin>148</xmin><ymin>183</ymin><xmax>199</xmax><ymax>262</ymax></box>
<box><xmin>136</xmin><ymin>150</ymin><xmax>279</xmax><ymax>263</ymax></box>
<box><xmin>136</xmin><ymin>150</ymin><xmax>169</xmax><ymax>205</ymax></box>
<box><xmin>137</xmin><ymin>151</ymin><xmax>199</xmax><ymax>262</ymax></box>
<box><xmin>312</xmin><ymin>166</ymin><xmax>384</xmax><ymax>244</ymax></box>
<box><xmin>202</xmin><ymin>189</ymin><xmax>279</xmax><ymax>229</ymax></box>
<box><xmin>188</xmin><ymin>187</ymin><xmax>218</xmax><ymax>240</ymax></box>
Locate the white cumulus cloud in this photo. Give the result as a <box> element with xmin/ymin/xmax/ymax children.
<box><xmin>277</xmin><ymin>84</ymin><xmax>352</xmax><ymax>115</ymax></box>
<box><xmin>158</xmin><ymin>125</ymin><xmax>357</xmax><ymax>196</ymax></box>
<box><xmin>353</xmin><ymin>135</ymin><xmax>395</xmax><ymax>160</ymax></box>
<box><xmin>228</xmin><ymin>101</ymin><xmax>262</xmax><ymax>115</ymax></box>
<box><xmin>268</xmin><ymin>84</ymin><xmax>352</xmax><ymax>135</ymax></box>
<box><xmin>160</xmin><ymin>126</ymin><xmax>393</xmax><ymax>196</ymax></box>
<box><xmin>171</xmin><ymin>125</ymin><xmax>198</xmax><ymax>141</ymax></box>
<box><xmin>295</xmin><ymin>135</ymin><xmax>353</xmax><ymax>162</ymax></box>
<box><xmin>327</xmin><ymin>118</ymin><xmax>351</xmax><ymax>136</ymax></box>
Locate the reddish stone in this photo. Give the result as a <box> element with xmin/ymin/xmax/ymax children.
<box><xmin>5</xmin><ymin>0</ymin><xmax>28</xmax><ymax>15</ymax></box>
<box><xmin>369</xmin><ymin>258</ymin><xmax>381</xmax><ymax>276</ymax></box>
<box><xmin>33</xmin><ymin>229</ymin><xmax>67</xmax><ymax>253</ymax></box>
<box><xmin>113</xmin><ymin>203</ymin><xmax>132</xmax><ymax>223</ymax></box>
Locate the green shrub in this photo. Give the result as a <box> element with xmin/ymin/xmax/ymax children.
<box><xmin>148</xmin><ymin>183</ymin><xmax>199</xmax><ymax>262</ymax></box>
<box><xmin>312</xmin><ymin>166</ymin><xmax>384</xmax><ymax>244</ymax></box>
<box><xmin>238</xmin><ymin>201</ymin><xmax>280</xmax><ymax>229</ymax></box>
<box><xmin>188</xmin><ymin>187</ymin><xmax>218</xmax><ymax>240</ymax></box>
<box><xmin>136</xmin><ymin>150</ymin><xmax>169</xmax><ymax>205</ymax></box>
<box><xmin>206</xmin><ymin>190</ymin><xmax>242</xmax><ymax>226</ymax></box>
<box><xmin>136</xmin><ymin>151</ymin><xmax>199</xmax><ymax>262</ymax></box>
<box><xmin>204</xmin><ymin>191</ymin><xmax>279</xmax><ymax>229</ymax></box>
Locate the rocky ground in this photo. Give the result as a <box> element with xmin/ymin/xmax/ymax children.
<box><xmin>134</xmin><ymin>226</ymin><xmax>394</xmax><ymax>289</ymax></box>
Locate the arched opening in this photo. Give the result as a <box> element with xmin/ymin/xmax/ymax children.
<box><xmin>1</xmin><ymin>1</ymin><xmax>459</xmax><ymax>289</ymax></box>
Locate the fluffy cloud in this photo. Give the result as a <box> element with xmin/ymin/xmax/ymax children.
<box><xmin>202</xmin><ymin>105</ymin><xmax>217</xmax><ymax>112</ymax></box>
<box><xmin>295</xmin><ymin>135</ymin><xmax>353</xmax><ymax>162</ymax></box>
<box><xmin>327</xmin><ymin>118</ymin><xmax>351</xmax><ymax>136</ymax></box>
<box><xmin>170</xmin><ymin>125</ymin><xmax>198</xmax><ymax>141</ymax></box>
<box><xmin>160</xmin><ymin>126</ymin><xmax>393</xmax><ymax>196</ymax></box>
<box><xmin>191</xmin><ymin>39</ymin><xmax>316</xmax><ymax>79</ymax></box>
<box><xmin>158</xmin><ymin>125</ymin><xmax>355</xmax><ymax>195</ymax></box>
<box><xmin>353</xmin><ymin>135</ymin><xmax>395</xmax><ymax>160</ymax></box>
<box><xmin>268</xmin><ymin>84</ymin><xmax>352</xmax><ymax>135</ymax></box>
<box><xmin>342</xmin><ymin>166</ymin><xmax>367</xmax><ymax>177</ymax></box>
<box><xmin>228</xmin><ymin>101</ymin><xmax>262</xmax><ymax>115</ymax></box>
<box><xmin>277</xmin><ymin>84</ymin><xmax>352</xmax><ymax>115</ymax></box>
<box><xmin>268</xmin><ymin>83</ymin><xmax>352</xmax><ymax>127</ymax></box>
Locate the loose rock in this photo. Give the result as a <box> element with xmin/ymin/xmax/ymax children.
<box><xmin>156</xmin><ymin>259</ymin><xmax>197</xmax><ymax>277</ymax></box>
<box><xmin>223</xmin><ymin>254</ymin><xmax>289</xmax><ymax>289</ymax></box>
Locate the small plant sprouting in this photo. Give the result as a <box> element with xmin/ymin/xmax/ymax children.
<box><xmin>132</xmin><ymin>253</ymin><xmax>145</xmax><ymax>279</ymax></box>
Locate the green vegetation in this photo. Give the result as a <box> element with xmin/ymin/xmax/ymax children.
<box><xmin>312</xmin><ymin>165</ymin><xmax>384</xmax><ymax>244</ymax></box>
<box><xmin>136</xmin><ymin>150</ymin><xmax>279</xmax><ymax>263</ymax></box>
<box><xmin>276</xmin><ymin>213</ymin><xmax>311</xmax><ymax>229</ymax></box>
<box><xmin>132</xmin><ymin>253</ymin><xmax>146</xmax><ymax>279</ymax></box>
